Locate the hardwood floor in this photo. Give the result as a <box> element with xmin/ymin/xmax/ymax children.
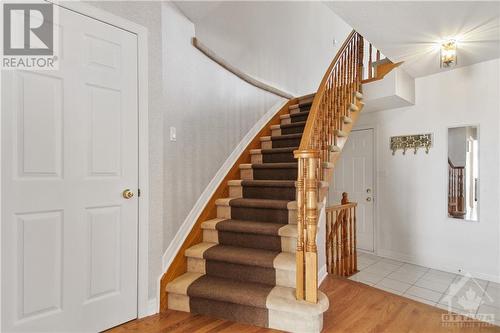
<box><xmin>108</xmin><ymin>276</ymin><xmax>500</xmax><ymax>333</ymax></box>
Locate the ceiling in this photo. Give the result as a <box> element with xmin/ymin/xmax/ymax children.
<box><xmin>326</xmin><ymin>1</ymin><xmax>500</xmax><ymax>77</ymax></box>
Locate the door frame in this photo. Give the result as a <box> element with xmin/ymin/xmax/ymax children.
<box><xmin>0</xmin><ymin>0</ymin><xmax>152</xmax><ymax>320</ymax></box>
<box><xmin>350</xmin><ymin>126</ymin><xmax>378</xmax><ymax>255</ymax></box>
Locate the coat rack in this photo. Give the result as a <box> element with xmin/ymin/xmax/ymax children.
<box><xmin>390</xmin><ymin>134</ymin><xmax>432</xmax><ymax>155</ymax></box>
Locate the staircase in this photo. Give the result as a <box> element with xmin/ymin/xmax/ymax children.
<box><xmin>166</xmin><ymin>94</ymin><xmax>333</xmax><ymax>332</ymax></box>
<box><xmin>163</xmin><ymin>30</ymin><xmax>392</xmax><ymax>332</ymax></box>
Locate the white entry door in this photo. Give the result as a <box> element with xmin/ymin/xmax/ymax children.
<box><xmin>330</xmin><ymin>129</ymin><xmax>374</xmax><ymax>252</ymax></box>
<box><xmin>2</xmin><ymin>6</ymin><xmax>139</xmax><ymax>332</ymax></box>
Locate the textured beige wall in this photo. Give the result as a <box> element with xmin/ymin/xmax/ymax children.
<box><xmin>161</xmin><ymin>2</ymin><xmax>282</xmax><ymax>255</ymax></box>
<box><xmin>85</xmin><ymin>1</ymin><xmax>283</xmax><ymax>301</ymax></box>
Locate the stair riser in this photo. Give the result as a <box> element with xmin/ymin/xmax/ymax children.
<box><xmin>253</xmin><ymin>168</ymin><xmax>297</xmax><ymax>181</ymax></box>
<box><xmin>217</xmin><ymin>204</ymin><xmax>297</xmax><ymax>224</ymax></box>
<box><xmin>270</xmin><ymin>138</ymin><xmax>301</xmax><ymax>149</ymax></box>
<box><xmin>261</xmin><ymin>138</ymin><xmax>301</xmax><ymax>149</ymax></box>
<box><xmin>208</xmin><ymin>260</ymin><xmax>277</xmax><ymax>285</ymax></box>
<box><xmin>168</xmin><ymin>293</ymin><xmax>324</xmax><ymax>333</ymax></box>
<box><xmin>269</xmin><ymin>310</ymin><xmax>324</xmax><ymax>333</ymax></box>
<box><xmin>289</xmin><ymin>106</ymin><xmax>311</xmax><ymax>115</ymax></box>
<box><xmin>272</xmin><ymin>125</ymin><xmax>305</xmax><ymax>136</ymax></box>
<box><xmin>290</xmin><ymin>113</ymin><xmax>309</xmax><ymax>123</ymax></box>
<box><xmin>232</xmin><ymin>206</ymin><xmax>289</xmax><ymax>224</ymax></box>
<box><xmin>168</xmin><ymin>293</ymin><xmax>323</xmax><ymax>333</ymax></box>
<box><xmin>230</xmin><ymin>183</ymin><xmax>296</xmax><ymax>200</ymax></box>
<box><xmin>187</xmin><ymin>258</ymin><xmax>295</xmax><ymax>288</ymax></box>
<box><xmin>250</xmin><ymin>153</ymin><xmax>263</xmax><ymax>164</ymax></box>
<box><xmin>191</xmin><ymin>297</ymin><xmax>269</xmax><ymax>327</ymax></box>
<box><xmin>263</xmin><ymin>152</ymin><xmax>296</xmax><ymax>163</ymax></box>
<box><xmin>280</xmin><ymin>114</ymin><xmax>309</xmax><ymax>126</ymax></box>
<box><xmin>202</xmin><ymin>229</ymin><xmax>296</xmax><ymax>253</ymax></box>
<box><xmin>243</xmin><ymin>186</ymin><xmax>296</xmax><ymax>201</ymax></box>
<box><xmin>219</xmin><ymin>231</ymin><xmax>282</xmax><ymax>251</ymax></box>
<box><xmin>251</xmin><ymin>152</ymin><xmax>296</xmax><ymax>163</ymax></box>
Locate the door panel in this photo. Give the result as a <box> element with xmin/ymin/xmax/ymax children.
<box><xmin>2</xmin><ymin>6</ymin><xmax>138</xmax><ymax>332</ymax></box>
<box><xmin>330</xmin><ymin>129</ymin><xmax>374</xmax><ymax>252</ymax></box>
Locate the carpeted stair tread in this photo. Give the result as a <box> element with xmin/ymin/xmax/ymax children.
<box><xmin>261</xmin><ymin>147</ymin><xmax>298</xmax><ymax>154</ymax></box>
<box><xmin>241</xmin><ymin>180</ymin><xmax>296</xmax><ymax>200</ymax></box>
<box><xmin>279</xmin><ymin>121</ymin><xmax>306</xmax><ymax>129</ymax></box>
<box><xmin>203</xmin><ymin>245</ymin><xmax>280</xmax><ymax>268</ymax></box>
<box><xmin>291</xmin><ymin>110</ymin><xmax>309</xmax><ymax>119</ymax></box>
<box><xmin>216</xmin><ymin>219</ymin><xmax>286</xmax><ymax>236</ymax></box>
<box><xmin>229</xmin><ymin>198</ymin><xmax>290</xmax><ymax>210</ymax></box>
<box><xmin>241</xmin><ymin>180</ymin><xmax>295</xmax><ymax>188</ymax></box>
<box><xmin>251</xmin><ymin>162</ymin><xmax>298</xmax><ymax>169</ymax></box>
<box><xmin>187</xmin><ymin>275</ymin><xmax>273</xmax><ymax>309</ymax></box>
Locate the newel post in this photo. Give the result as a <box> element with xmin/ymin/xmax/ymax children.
<box><xmin>294</xmin><ymin>149</ymin><xmax>320</xmax><ymax>303</ymax></box>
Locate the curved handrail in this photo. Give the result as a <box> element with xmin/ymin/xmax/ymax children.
<box><xmin>294</xmin><ymin>30</ymin><xmax>364</xmax><ymax>303</ymax></box>
<box><xmin>298</xmin><ymin>30</ymin><xmax>358</xmax><ymax>150</ymax></box>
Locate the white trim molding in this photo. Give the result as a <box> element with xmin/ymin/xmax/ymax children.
<box><xmin>48</xmin><ymin>0</ymin><xmax>152</xmax><ymax>319</ymax></box>
<box><xmin>161</xmin><ymin>100</ymin><xmax>288</xmax><ymax>272</ymax></box>
<box><xmin>377</xmin><ymin>248</ymin><xmax>500</xmax><ymax>284</ymax></box>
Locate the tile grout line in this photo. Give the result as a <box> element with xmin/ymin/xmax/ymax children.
<box><xmin>357</xmin><ymin>254</ymin><xmax>456</xmax><ymax>306</ymax></box>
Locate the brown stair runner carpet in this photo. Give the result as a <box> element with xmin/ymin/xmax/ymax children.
<box><xmin>173</xmin><ymin>101</ymin><xmax>316</xmax><ymax>328</ymax></box>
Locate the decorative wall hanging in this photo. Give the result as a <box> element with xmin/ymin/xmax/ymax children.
<box><xmin>390</xmin><ymin>134</ymin><xmax>432</xmax><ymax>155</ymax></box>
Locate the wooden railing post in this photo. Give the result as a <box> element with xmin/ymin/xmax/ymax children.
<box><xmin>294</xmin><ymin>149</ymin><xmax>320</xmax><ymax>302</ymax></box>
<box><xmin>295</xmin><ymin>156</ymin><xmax>305</xmax><ymax>300</ymax></box>
<box><xmin>305</xmin><ymin>153</ymin><xmax>319</xmax><ymax>303</ymax></box>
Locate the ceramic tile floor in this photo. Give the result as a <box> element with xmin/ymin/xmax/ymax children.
<box><xmin>349</xmin><ymin>252</ymin><xmax>500</xmax><ymax>326</ymax></box>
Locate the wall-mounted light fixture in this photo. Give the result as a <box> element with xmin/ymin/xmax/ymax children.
<box><xmin>440</xmin><ymin>39</ymin><xmax>457</xmax><ymax>68</ymax></box>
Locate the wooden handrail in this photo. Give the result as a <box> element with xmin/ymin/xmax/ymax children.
<box><xmin>298</xmin><ymin>30</ymin><xmax>358</xmax><ymax>151</ymax></box>
<box><xmin>326</xmin><ymin>202</ymin><xmax>357</xmax><ymax>212</ymax></box>
<box><xmin>294</xmin><ymin>30</ymin><xmax>363</xmax><ymax>303</ymax></box>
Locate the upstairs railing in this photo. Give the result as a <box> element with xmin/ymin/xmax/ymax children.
<box><xmin>448</xmin><ymin>158</ymin><xmax>465</xmax><ymax>217</ymax></box>
<box><xmin>326</xmin><ymin>193</ymin><xmax>357</xmax><ymax>277</ymax></box>
<box><xmin>294</xmin><ymin>30</ymin><xmax>364</xmax><ymax>303</ymax></box>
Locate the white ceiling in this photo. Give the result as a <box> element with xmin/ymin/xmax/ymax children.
<box><xmin>326</xmin><ymin>1</ymin><xmax>500</xmax><ymax>77</ymax></box>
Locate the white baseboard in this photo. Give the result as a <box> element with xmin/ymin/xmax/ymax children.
<box><xmin>161</xmin><ymin>99</ymin><xmax>288</xmax><ymax>273</ymax></box>
<box><xmin>377</xmin><ymin>248</ymin><xmax>500</xmax><ymax>284</ymax></box>
<box><xmin>319</xmin><ymin>265</ymin><xmax>328</xmax><ymax>285</ymax></box>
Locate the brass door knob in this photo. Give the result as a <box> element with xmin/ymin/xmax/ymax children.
<box><xmin>123</xmin><ymin>189</ymin><xmax>134</xmax><ymax>199</ymax></box>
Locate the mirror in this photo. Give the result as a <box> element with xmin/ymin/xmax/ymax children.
<box><xmin>448</xmin><ymin>126</ymin><xmax>479</xmax><ymax>221</ymax></box>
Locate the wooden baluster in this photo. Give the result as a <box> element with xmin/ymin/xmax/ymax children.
<box><xmin>326</xmin><ymin>210</ymin><xmax>331</xmax><ymax>274</ymax></box>
<box><xmin>353</xmin><ymin>204</ymin><xmax>357</xmax><ymax>272</ymax></box>
<box><xmin>335</xmin><ymin>65</ymin><xmax>340</xmax><ymax>134</ymax></box>
<box><xmin>350</xmin><ymin>207</ymin><xmax>354</xmax><ymax>274</ymax></box>
<box><xmin>358</xmin><ymin>35</ymin><xmax>364</xmax><ymax>93</ymax></box>
<box><xmin>368</xmin><ymin>43</ymin><xmax>373</xmax><ymax>79</ymax></box>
